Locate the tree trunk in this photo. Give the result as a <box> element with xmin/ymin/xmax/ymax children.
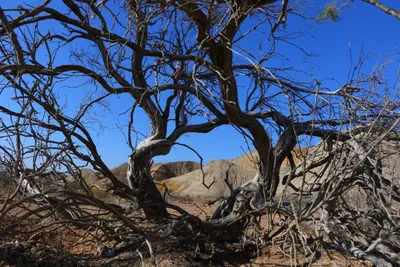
<box><xmin>211</xmin><ymin>131</ymin><xmax>277</xmax><ymax>220</ymax></box>
<box><xmin>127</xmin><ymin>150</ymin><xmax>168</xmax><ymax>219</ymax></box>
<box><xmin>272</xmin><ymin>127</ymin><xmax>298</xmax><ymax>194</ymax></box>
<box><xmin>210</xmin><ymin>45</ymin><xmax>278</xmax><ymax>220</ymax></box>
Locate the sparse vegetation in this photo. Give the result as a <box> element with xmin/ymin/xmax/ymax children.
<box><xmin>320</xmin><ymin>2</ymin><xmax>341</xmax><ymax>22</ymax></box>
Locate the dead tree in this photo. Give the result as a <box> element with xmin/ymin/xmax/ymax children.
<box><xmin>0</xmin><ymin>1</ymin><xmax>231</xmax><ymax>218</ymax></box>
<box><xmin>1</xmin><ymin>3</ymin><xmax>400</xmax><ymax>266</ymax></box>
<box><xmin>1</xmin><ymin>0</ymin><xmax>398</xmax><ymax>221</ymax></box>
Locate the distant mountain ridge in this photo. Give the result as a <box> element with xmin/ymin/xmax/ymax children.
<box><xmin>71</xmin><ymin>147</ymin><xmax>313</xmax><ymax>201</ymax></box>
<box><xmin>74</xmin><ymin>161</ymin><xmax>201</xmax><ymax>184</ymax></box>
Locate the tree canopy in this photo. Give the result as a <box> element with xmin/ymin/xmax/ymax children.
<box><xmin>1</xmin><ymin>0</ymin><xmax>400</xmax><ymax>266</ymax></box>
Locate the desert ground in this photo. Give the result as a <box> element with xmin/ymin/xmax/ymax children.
<box><xmin>0</xmin><ymin>149</ymin><xmax>378</xmax><ymax>266</ymax></box>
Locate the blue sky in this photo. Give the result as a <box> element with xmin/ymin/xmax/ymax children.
<box><xmin>1</xmin><ymin>1</ymin><xmax>400</xmax><ymax>169</ymax></box>
<box><xmin>109</xmin><ymin>1</ymin><xmax>400</xmax><ymax>167</ymax></box>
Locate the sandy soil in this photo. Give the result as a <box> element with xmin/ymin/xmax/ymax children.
<box><xmin>0</xmin><ymin>198</ymin><xmax>373</xmax><ymax>267</ymax></box>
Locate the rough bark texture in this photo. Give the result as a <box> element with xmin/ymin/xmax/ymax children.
<box><xmin>127</xmin><ymin>151</ymin><xmax>168</xmax><ymax>218</ymax></box>
<box><xmin>205</xmin><ymin>35</ymin><xmax>277</xmax><ymax>221</ymax></box>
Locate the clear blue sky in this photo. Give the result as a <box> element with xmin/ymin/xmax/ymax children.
<box><xmin>1</xmin><ymin>1</ymin><xmax>399</xmax><ymax>169</ymax></box>
<box><xmin>110</xmin><ymin>1</ymin><xmax>400</xmax><ymax>167</ymax></box>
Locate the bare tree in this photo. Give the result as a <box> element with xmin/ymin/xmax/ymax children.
<box><xmin>0</xmin><ymin>0</ymin><xmax>231</xmax><ymax>218</ymax></box>
<box><xmin>2</xmin><ymin>1</ymin><xmax>400</xmax><ymax>265</ymax></box>
<box><xmin>0</xmin><ymin>0</ymin><xmax>394</xmax><ymax>214</ymax></box>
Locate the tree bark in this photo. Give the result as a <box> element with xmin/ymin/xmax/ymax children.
<box><xmin>209</xmin><ymin>46</ymin><xmax>277</xmax><ymax>219</ymax></box>
<box><xmin>126</xmin><ymin>119</ymin><xmax>226</xmax><ymax>218</ymax></box>
<box><xmin>362</xmin><ymin>0</ymin><xmax>400</xmax><ymax>20</ymax></box>
<box><xmin>127</xmin><ymin>149</ymin><xmax>168</xmax><ymax>218</ymax></box>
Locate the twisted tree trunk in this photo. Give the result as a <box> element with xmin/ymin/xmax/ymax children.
<box><xmin>210</xmin><ymin>46</ymin><xmax>278</xmax><ymax>220</ymax></box>
<box><xmin>127</xmin><ymin>150</ymin><xmax>168</xmax><ymax>218</ymax></box>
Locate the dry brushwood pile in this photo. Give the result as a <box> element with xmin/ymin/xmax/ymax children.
<box><xmin>2</xmin><ymin>125</ymin><xmax>400</xmax><ymax>266</ymax></box>
<box><xmin>1</xmin><ymin>0</ymin><xmax>400</xmax><ymax>266</ymax></box>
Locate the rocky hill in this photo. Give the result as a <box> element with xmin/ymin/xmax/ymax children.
<box><xmin>156</xmin><ymin>160</ymin><xmax>257</xmax><ymax>202</ymax></box>
<box><xmin>156</xmin><ymin>148</ymin><xmax>312</xmax><ymax>202</ymax></box>
<box><xmin>72</xmin><ymin>161</ymin><xmax>201</xmax><ymax>187</ymax></box>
